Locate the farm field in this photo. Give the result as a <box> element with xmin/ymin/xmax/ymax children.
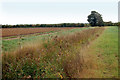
<box><xmin>1</xmin><ymin>0</ymin><xmax>118</xmax><ymax>79</ymax></box>
<box><xmin>2</xmin><ymin>27</ymin><xmax>89</xmax><ymax>51</ymax></box>
<box><xmin>2</xmin><ymin>26</ymin><xmax>118</xmax><ymax>78</ymax></box>
<box><xmin>2</xmin><ymin>27</ymin><xmax>79</xmax><ymax>37</ymax></box>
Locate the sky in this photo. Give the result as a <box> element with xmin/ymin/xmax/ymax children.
<box><xmin>0</xmin><ymin>0</ymin><xmax>119</xmax><ymax>25</ymax></box>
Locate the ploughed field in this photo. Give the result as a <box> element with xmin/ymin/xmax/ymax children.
<box><xmin>2</xmin><ymin>27</ymin><xmax>78</xmax><ymax>37</ymax></box>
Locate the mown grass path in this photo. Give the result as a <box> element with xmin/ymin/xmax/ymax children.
<box><xmin>80</xmin><ymin>26</ymin><xmax>118</xmax><ymax>78</ymax></box>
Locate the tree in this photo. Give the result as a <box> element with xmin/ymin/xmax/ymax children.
<box><xmin>87</xmin><ymin>11</ymin><xmax>104</xmax><ymax>27</ymax></box>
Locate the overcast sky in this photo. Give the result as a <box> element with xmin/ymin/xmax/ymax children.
<box><xmin>0</xmin><ymin>0</ymin><xmax>119</xmax><ymax>25</ymax></box>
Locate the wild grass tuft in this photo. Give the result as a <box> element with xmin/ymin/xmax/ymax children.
<box><xmin>2</xmin><ymin>28</ymin><xmax>104</xmax><ymax>79</ymax></box>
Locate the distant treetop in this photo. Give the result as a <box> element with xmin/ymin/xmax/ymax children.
<box><xmin>87</xmin><ymin>11</ymin><xmax>104</xmax><ymax>27</ymax></box>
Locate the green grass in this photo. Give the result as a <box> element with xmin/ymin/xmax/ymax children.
<box><xmin>89</xmin><ymin>26</ymin><xmax>118</xmax><ymax>78</ymax></box>
<box><xmin>2</xmin><ymin>27</ymin><xmax>90</xmax><ymax>52</ymax></box>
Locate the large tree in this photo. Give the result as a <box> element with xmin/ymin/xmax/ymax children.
<box><xmin>87</xmin><ymin>11</ymin><xmax>104</xmax><ymax>27</ymax></box>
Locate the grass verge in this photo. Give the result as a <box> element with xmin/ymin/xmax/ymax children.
<box><xmin>2</xmin><ymin>27</ymin><xmax>104</xmax><ymax>79</ymax></box>
<box><xmin>83</xmin><ymin>26</ymin><xmax>118</xmax><ymax>78</ymax></box>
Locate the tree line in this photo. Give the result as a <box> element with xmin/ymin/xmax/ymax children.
<box><xmin>1</xmin><ymin>23</ymin><xmax>89</xmax><ymax>28</ymax></box>
<box><xmin>1</xmin><ymin>22</ymin><xmax>118</xmax><ymax>28</ymax></box>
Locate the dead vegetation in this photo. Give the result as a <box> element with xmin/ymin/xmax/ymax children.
<box><xmin>2</xmin><ymin>27</ymin><xmax>104</xmax><ymax>79</ymax></box>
